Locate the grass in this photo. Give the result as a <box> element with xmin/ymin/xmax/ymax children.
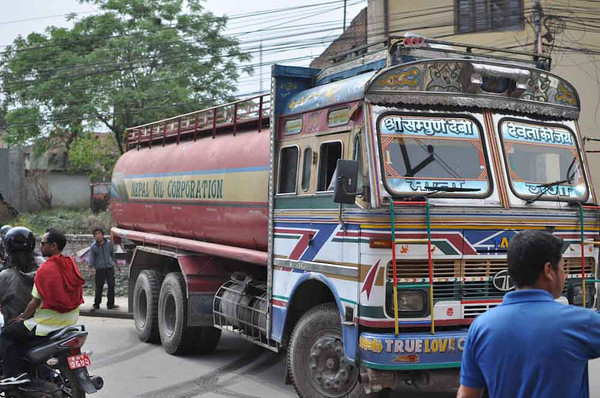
<box><xmin>14</xmin><ymin>207</ymin><xmax>113</xmax><ymax>236</ymax></box>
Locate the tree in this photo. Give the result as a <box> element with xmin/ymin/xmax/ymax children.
<box><xmin>0</xmin><ymin>0</ymin><xmax>250</xmax><ymax>156</ymax></box>
<box><xmin>68</xmin><ymin>133</ymin><xmax>117</xmax><ymax>182</ymax></box>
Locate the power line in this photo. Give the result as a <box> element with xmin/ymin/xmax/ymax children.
<box><xmin>3</xmin><ymin>1</ymin><xmax>599</xmax><ymax>131</ymax></box>
<box><xmin>0</xmin><ymin>10</ymin><xmax>98</xmax><ymax>26</ymax></box>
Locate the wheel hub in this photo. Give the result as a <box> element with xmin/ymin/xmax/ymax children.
<box><xmin>308</xmin><ymin>336</ymin><xmax>355</xmax><ymax>396</ymax></box>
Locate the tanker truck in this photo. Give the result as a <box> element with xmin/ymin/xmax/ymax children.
<box><xmin>111</xmin><ymin>36</ymin><xmax>600</xmax><ymax>396</ymax></box>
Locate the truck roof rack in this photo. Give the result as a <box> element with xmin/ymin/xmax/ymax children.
<box><xmin>125</xmin><ymin>94</ymin><xmax>271</xmax><ymax>150</ymax></box>
<box><xmin>389</xmin><ymin>36</ymin><xmax>552</xmax><ymax>70</ymax></box>
<box><xmin>316</xmin><ymin>34</ymin><xmax>552</xmax><ymax>85</ymax></box>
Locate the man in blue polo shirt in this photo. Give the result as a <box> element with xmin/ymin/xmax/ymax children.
<box><xmin>458</xmin><ymin>230</ymin><xmax>600</xmax><ymax>398</ymax></box>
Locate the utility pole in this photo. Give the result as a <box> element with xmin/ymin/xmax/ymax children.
<box><xmin>343</xmin><ymin>0</ymin><xmax>347</xmax><ymax>31</ymax></box>
<box><xmin>259</xmin><ymin>41</ymin><xmax>263</xmax><ymax>94</ymax></box>
<box><xmin>533</xmin><ymin>0</ymin><xmax>543</xmax><ymax>56</ymax></box>
<box><xmin>384</xmin><ymin>0</ymin><xmax>390</xmax><ymax>47</ymax></box>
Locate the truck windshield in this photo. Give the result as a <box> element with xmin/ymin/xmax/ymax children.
<box><xmin>499</xmin><ymin>120</ymin><xmax>587</xmax><ymax>202</ymax></box>
<box><xmin>378</xmin><ymin>114</ymin><xmax>490</xmax><ymax>196</ymax></box>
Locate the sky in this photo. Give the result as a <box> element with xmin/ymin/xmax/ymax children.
<box><xmin>0</xmin><ymin>0</ymin><xmax>366</xmax><ymax>96</ymax></box>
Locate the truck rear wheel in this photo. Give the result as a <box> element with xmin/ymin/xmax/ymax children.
<box><xmin>133</xmin><ymin>270</ymin><xmax>161</xmax><ymax>343</ymax></box>
<box><xmin>158</xmin><ymin>272</ymin><xmax>221</xmax><ymax>355</ymax></box>
<box><xmin>287</xmin><ymin>303</ymin><xmax>366</xmax><ymax>398</ymax></box>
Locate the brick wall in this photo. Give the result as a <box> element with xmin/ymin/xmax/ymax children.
<box><xmin>310</xmin><ymin>7</ymin><xmax>368</xmax><ymax>70</ymax></box>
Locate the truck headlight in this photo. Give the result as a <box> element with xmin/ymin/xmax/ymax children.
<box><xmin>572</xmin><ymin>285</ymin><xmax>584</xmax><ymax>305</ymax></box>
<box><xmin>570</xmin><ymin>284</ymin><xmax>596</xmax><ymax>307</ymax></box>
<box><xmin>398</xmin><ymin>290</ymin><xmax>426</xmax><ymax>313</ymax></box>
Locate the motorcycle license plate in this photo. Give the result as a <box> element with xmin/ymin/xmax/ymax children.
<box><xmin>67</xmin><ymin>353</ymin><xmax>91</xmax><ymax>370</ymax></box>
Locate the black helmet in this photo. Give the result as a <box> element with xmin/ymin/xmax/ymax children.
<box><xmin>4</xmin><ymin>227</ymin><xmax>35</xmax><ymax>253</ymax></box>
<box><xmin>0</xmin><ymin>225</ymin><xmax>12</xmax><ymax>238</ymax></box>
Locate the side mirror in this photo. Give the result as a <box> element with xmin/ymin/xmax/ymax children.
<box><xmin>333</xmin><ymin>159</ymin><xmax>360</xmax><ymax>204</ymax></box>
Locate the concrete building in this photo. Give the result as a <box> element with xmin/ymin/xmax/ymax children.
<box><xmin>0</xmin><ymin>145</ymin><xmax>91</xmax><ymax>213</ymax></box>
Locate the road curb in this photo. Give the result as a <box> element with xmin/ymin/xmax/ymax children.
<box><xmin>80</xmin><ymin>309</ymin><xmax>133</xmax><ymax>320</ymax></box>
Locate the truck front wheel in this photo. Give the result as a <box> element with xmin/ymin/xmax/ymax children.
<box><xmin>158</xmin><ymin>272</ymin><xmax>221</xmax><ymax>355</ymax></box>
<box><xmin>133</xmin><ymin>270</ymin><xmax>161</xmax><ymax>343</ymax></box>
<box><xmin>287</xmin><ymin>303</ymin><xmax>366</xmax><ymax>398</ymax></box>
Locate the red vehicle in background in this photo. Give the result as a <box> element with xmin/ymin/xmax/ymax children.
<box><xmin>90</xmin><ymin>183</ymin><xmax>111</xmax><ymax>213</ymax></box>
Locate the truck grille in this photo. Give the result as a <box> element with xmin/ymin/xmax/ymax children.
<box><xmin>463</xmin><ymin>302</ymin><xmax>501</xmax><ymax>318</ymax></box>
<box><xmin>386</xmin><ymin>257</ymin><xmax>595</xmax><ymax>303</ymax></box>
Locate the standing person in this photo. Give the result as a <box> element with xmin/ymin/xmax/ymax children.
<box><xmin>457</xmin><ymin>230</ymin><xmax>600</xmax><ymax>398</ymax></box>
<box><xmin>0</xmin><ymin>228</ymin><xmax>84</xmax><ymax>378</ymax></box>
<box><xmin>88</xmin><ymin>228</ymin><xmax>119</xmax><ymax>310</ymax></box>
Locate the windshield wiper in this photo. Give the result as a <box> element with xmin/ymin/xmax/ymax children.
<box><xmin>419</xmin><ymin>186</ymin><xmax>481</xmax><ymax>197</ymax></box>
<box><xmin>526</xmin><ymin>157</ymin><xmax>579</xmax><ymax>204</ymax></box>
<box><xmin>525</xmin><ymin>178</ymin><xmax>572</xmax><ymax>204</ymax></box>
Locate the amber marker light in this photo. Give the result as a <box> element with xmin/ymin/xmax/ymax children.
<box><xmin>369</xmin><ymin>239</ymin><xmax>393</xmax><ymax>249</ymax></box>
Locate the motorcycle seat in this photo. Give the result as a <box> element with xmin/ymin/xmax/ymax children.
<box><xmin>24</xmin><ymin>325</ymin><xmax>87</xmax><ymax>363</ymax></box>
<box><xmin>45</xmin><ymin>324</ymin><xmax>85</xmax><ymax>341</ymax></box>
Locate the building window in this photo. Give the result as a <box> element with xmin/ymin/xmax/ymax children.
<box><xmin>317</xmin><ymin>141</ymin><xmax>343</xmax><ymax>192</ymax></box>
<box><xmin>278</xmin><ymin>146</ymin><xmax>299</xmax><ymax>194</ymax></box>
<box><xmin>455</xmin><ymin>0</ymin><xmax>523</xmax><ymax>34</ymax></box>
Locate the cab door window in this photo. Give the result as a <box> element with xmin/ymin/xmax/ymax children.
<box><xmin>278</xmin><ymin>146</ymin><xmax>299</xmax><ymax>194</ymax></box>
<box><xmin>301</xmin><ymin>147</ymin><xmax>312</xmax><ymax>192</ymax></box>
<box><xmin>317</xmin><ymin>141</ymin><xmax>343</xmax><ymax>192</ymax></box>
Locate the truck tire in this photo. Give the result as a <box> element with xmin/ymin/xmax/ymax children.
<box><xmin>287</xmin><ymin>303</ymin><xmax>366</xmax><ymax>398</ymax></box>
<box><xmin>158</xmin><ymin>272</ymin><xmax>221</xmax><ymax>355</ymax></box>
<box><xmin>194</xmin><ymin>326</ymin><xmax>221</xmax><ymax>354</ymax></box>
<box><xmin>133</xmin><ymin>270</ymin><xmax>161</xmax><ymax>343</ymax></box>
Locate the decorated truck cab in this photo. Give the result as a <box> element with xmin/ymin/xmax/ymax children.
<box><xmin>111</xmin><ymin>37</ymin><xmax>600</xmax><ymax>396</ymax></box>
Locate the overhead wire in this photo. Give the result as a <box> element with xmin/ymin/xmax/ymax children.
<box><xmin>3</xmin><ymin>1</ymin><xmax>600</xmax><ymax>131</ymax></box>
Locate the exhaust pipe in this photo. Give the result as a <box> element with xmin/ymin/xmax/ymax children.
<box><xmin>90</xmin><ymin>376</ymin><xmax>104</xmax><ymax>390</ymax></box>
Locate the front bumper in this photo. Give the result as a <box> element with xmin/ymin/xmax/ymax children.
<box><xmin>359</xmin><ymin>330</ymin><xmax>467</xmax><ymax>370</ymax></box>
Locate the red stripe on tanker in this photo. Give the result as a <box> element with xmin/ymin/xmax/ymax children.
<box><xmin>111</xmin><ymin>129</ymin><xmax>270</xmax><ymax>251</ymax></box>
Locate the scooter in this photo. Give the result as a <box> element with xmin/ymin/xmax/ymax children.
<box><xmin>0</xmin><ymin>324</ymin><xmax>103</xmax><ymax>397</ymax></box>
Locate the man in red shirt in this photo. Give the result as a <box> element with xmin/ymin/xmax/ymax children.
<box><xmin>0</xmin><ymin>228</ymin><xmax>84</xmax><ymax>378</ymax></box>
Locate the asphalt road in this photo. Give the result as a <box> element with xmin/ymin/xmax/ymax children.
<box><xmin>81</xmin><ymin>316</ymin><xmax>600</xmax><ymax>398</ymax></box>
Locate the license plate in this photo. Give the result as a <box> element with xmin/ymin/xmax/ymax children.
<box><xmin>67</xmin><ymin>353</ymin><xmax>91</xmax><ymax>370</ymax></box>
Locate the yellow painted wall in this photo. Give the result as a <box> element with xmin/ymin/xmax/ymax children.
<box><xmin>367</xmin><ymin>0</ymin><xmax>600</xmax><ymax>194</ymax></box>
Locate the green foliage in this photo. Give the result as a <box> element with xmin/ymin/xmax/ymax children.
<box><xmin>14</xmin><ymin>207</ymin><xmax>113</xmax><ymax>236</ymax></box>
<box><xmin>68</xmin><ymin>133</ymin><xmax>117</xmax><ymax>182</ymax></box>
<box><xmin>3</xmin><ymin>107</ymin><xmax>41</xmax><ymax>146</ymax></box>
<box><xmin>0</xmin><ymin>0</ymin><xmax>250</xmax><ymax>154</ymax></box>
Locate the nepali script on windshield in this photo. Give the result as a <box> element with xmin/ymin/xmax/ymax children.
<box><xmin>378</xmin><ymin>114</ymin><xmax>490</xmax><ymax>197</ymax></box>
<box><xmin>500</xmin><ymin>120</ymin><xmax>587</xmax><ymax>201</ymax></box>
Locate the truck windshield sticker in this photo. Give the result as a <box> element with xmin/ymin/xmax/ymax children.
<box><xmin>381</xmin><ymin>116</ymin><xmax>476</xmax><ymax>138</ymax></box>
<box><xmin>378</xmin><ymin>115</ymin><xmax>489</xmax><ymax>196</ymax></box>
<box><xmin>502</xmin><ymin>121</ymin><xmax>574</xmax><ymax>146</ymax></box>
<box><xmin>500</xmin><ymin>120</ymin><xmax>587</xmax><ymax>201</ymax></box>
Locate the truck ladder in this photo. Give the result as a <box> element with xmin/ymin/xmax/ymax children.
<box><xmin>578</xmin><ymin>204</ymin><xmax>600</xmax><ymax>307</ymax></box>
<box><xmin>389</xmin><ymin>199</ymin><xmax>434</xmax><ymax>336</ymax></box>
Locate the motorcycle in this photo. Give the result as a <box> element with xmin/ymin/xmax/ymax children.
<box><xmin>0</xmin><ymin>324</ymin><xmax>103</xmax><ymax>397</ymax></box>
